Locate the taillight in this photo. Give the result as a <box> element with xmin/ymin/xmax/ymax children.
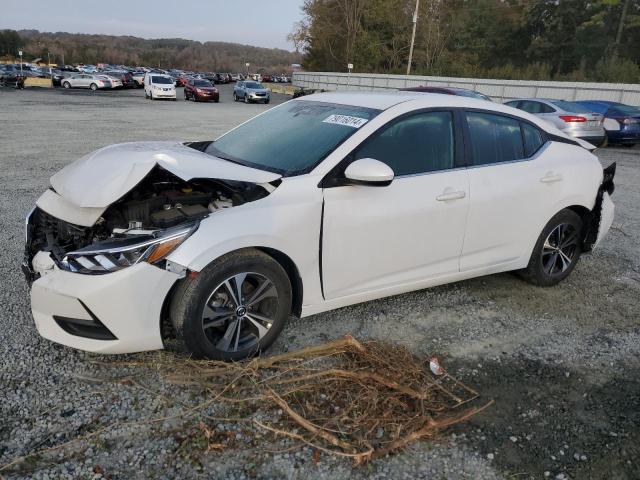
<box><xmin>559</xmin><ymin>115</ymin><xmax>587</xmax><ymax>123</ymax></box>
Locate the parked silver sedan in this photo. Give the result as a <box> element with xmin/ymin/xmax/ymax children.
<box><xmin>61</xmin><ymin>74</ymin><xmax>112</xmax><ymax>91</ymax></box>
<box><xmin>505</xmin><ymin>98</ymin><xmax>605</xmax><ymax>146</ymax></box>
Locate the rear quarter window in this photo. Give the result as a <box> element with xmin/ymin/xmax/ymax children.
<box><xmin>522</xmin><ymin>123</ymin><xmax>545</xmax><ymax>157</ymax></box>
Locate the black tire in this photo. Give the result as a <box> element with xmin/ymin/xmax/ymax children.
<box><xmin>63</xmin><ymin>81</ymin><xmax>70</xmax><ymax>89</ymax></box>
<box><xmin>184</xmin><ymin>90</ymin><xmax>188</xmax><ymax>100</ymax></box>
<box><xmin>170</xmin><ymin>249</ymin><xmax>292</xmax><ymax>361</ymax></box>
<box><xmin>150</xmin><ymin>91</ymin><xmax>153</xmax><ymax>100</ymax></box>
<box><xmin>520</xmin><ymin>209</ymin><xmax>584</xmax><ymax>287</ymax></box>
<box><xmin>622</xmin><ymin>144</ymin><xmax>635</xmax><ymax>148</ymax></box>
<box><xmin>265</xmin><ymin>98</ymin><xmax>270</xmax><ymax>104</ymax></box>
<box><xmin>214</xmin><ymin>98</ymin><xmax>219</xmax><ymax>103</ymax></box>
<box><xmin>244</xmin><ymin>94</ymin><xmax>249</xmax><ymax>104</ymax></box>
<box><xmin>89</xmin><ymin>83</ymin><xmax>98</xmax><ymax>91</ymax></box>
<box><xmin>233</xmin><ymin>92</ymin><xmax>237</xmax><ymax>102</ymax></box>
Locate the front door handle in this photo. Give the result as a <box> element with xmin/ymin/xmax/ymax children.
<box><xmin>436</xmin><ymin>190</ymin><xmax>466</xmax><ymax>201</ymax></box>
<box><xmin>540</xmin><ymin>172</ymin><xmax>563</xmax><ymax>183</ymax></box>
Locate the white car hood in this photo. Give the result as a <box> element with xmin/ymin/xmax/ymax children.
<box><xmin>50</xmin><ymin>141</ymin><xmax>281</xmax><ymax>208</ymax></box>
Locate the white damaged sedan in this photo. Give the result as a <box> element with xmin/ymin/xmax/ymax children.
<box><xmin>24</xmin><ymin>92</ymin><xmax>616</xmax><ymax>360</ymax></box>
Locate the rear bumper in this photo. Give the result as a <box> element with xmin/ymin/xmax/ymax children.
<box><xmin>607</xmin><ymin>130</ymin><xmax>640</xmax><ymax>144</ymax></box>
<box><xmin>30</xmin><ymin>262</ymin><xmax>179</xmax><ymax>354</ymax></box>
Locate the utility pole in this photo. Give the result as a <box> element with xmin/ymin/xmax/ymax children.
<box><xmin>406</xmin><ymin>0</ymin><xmax>420</xmax><ymax>75</ymax></box>
<box><xmin>613</xmin><ymin>0</ymin><xmax>631</xmax><ymax>58</ymax></box>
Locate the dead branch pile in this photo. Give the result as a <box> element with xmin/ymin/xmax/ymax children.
<box><xmin>164</xmin><ymin>335</ymin><xmax>492</xmax><ymax>464</ymax></box>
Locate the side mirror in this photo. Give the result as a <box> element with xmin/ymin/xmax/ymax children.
<box><xmin>344</xmin><ymin>158</ymin><xmax>394</xmax><ymax>187</ymax></box>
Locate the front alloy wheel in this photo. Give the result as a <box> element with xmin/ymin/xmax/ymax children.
<box><xmin>170</xmin><ymin>249</ymin><xmax>292</xmax><ymax>360</ymax></box>
<box><xmin>202</xmin><ymin>272</ymin><xmax>278</xmax><ymax>353</ymax></box>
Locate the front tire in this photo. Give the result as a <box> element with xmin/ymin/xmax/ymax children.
<box><xmin>63</xmin><ymin>81</ymin><xmax>70</xmax><ymax>89</ymax></box>
<box><xmin>521</xmin><ymin>209</ymin><xmax>584</xmax><ymax>287</ymax></box>
<box><xmin>244</xmin><ymin>94</ymin><xmax>249</xmax><ymax>104</ymax></box>
<box><xmin>170</xmin><ymin>249</ymin><xmax>292</xmax><ymax>360</ymax></box>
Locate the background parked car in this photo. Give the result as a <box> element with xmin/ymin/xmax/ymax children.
<box><xmin>61</xmin><ymin>74</ymin><xmax>111</xmax><ymax>91</ymax></box>
<box><xmin>184</xmin><ymin>78</ymin><xmax>219</xmax><ymax>102</ymax></box>
<box><xmin>0</xmin><ymin>64</ymin><xmax>26</xmax><ymax>87</ymax></box>
<box><xmin>100</xmin><ymin>74</ymin><xmax>122</xmax><ymax>89</ymax></box>
<box><xmin>575</xmin><ymin>100</ymin><xmax>640</xmax><ymax>148</ymax></box>
<box><xmin>144</xmin><ymin>73</ymin><xmax>176</xmax><ymax>100</ymax></box>
<box><xmin>103</xmin><ymin>70</ymin><xmax>135</xmax><ymax>88</ymax></box>
<box><xmin>233</xmin><ymin>80</ymin><xmax>270</xmax><ymax>104</ymax></box>
<box><xmin>131</xmin><ymin>71</ymin><xmax>145</xmax><ymax>87</ymax></box>
<box><xmin>400</xmin><ymin>86</ymin><xmax>492</xmax><ymax>101</ymax></box>
<box><xmin>505</xmin><ymin>98</ymin><xmax>606</xmax><ymax>146</ymax></box>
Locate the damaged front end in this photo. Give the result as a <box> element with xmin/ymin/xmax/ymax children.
<box><xmin>24</xmin><ymin>141</ymin><xmax>280</xmax><ymax>282</ymax></box>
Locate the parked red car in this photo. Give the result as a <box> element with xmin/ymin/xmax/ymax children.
<box><xmin>176</xmin><ymin>75</ymin><xmax>190</xmax><ymax>87</ymax></box>
<box><xmin>261</xmin><ymin>74</ymin><xmax>272</xmax><ymax>82</ymax></box>
<box><xmin>184</xmin><ymin>78</ymin><xmax>219</xmax><ymax>102</ymax></box>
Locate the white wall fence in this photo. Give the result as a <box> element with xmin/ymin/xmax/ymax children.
<box><xmin>292</xmin><ymin>72</ymin><xmax>640</xmax><ymax>106</ymax></box>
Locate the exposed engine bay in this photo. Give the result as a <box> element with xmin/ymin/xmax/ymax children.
<box><xmin>25</xmin><ymin>167</ymin><xmax>272</xmax><ymax>271</ymax></box>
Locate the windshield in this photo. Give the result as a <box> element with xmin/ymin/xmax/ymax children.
<box><xmin>245</xmin><ymin>81</ymin><xmax>263</xmax><ymax>89</ymax></box>
<box><xmin>194</xmin><ymin>80</ymin><xmax>212</xmax><ymax>87</ymax></box>
<box><xmin>550</xmin><ymin>100</ymin><xmax>591</xmax><ymax>113</ymax></box>
<box><xmin>205</xmin><ymin>100</ymin><xmax>381</xmax><ymax>176</ymax></box>
<box><xmin>152</xmin><ymin>76</ymin><xmax>173</xmax><ymax>84</ymax></box>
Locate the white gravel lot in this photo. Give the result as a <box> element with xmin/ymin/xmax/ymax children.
<box><xmin>1</xmin><ymin>85</ymin><xmax>639</xmax><ymax>480</ymax></box>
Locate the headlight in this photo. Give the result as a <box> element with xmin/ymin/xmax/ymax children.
<box><xmin>61</xmin><ymin>224</ymin><xmax>196</xmax><ymax>274</ymax></box>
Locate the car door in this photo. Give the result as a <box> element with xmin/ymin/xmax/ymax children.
<box><xmin>322</xmin><ymin>110</ymin><xmax>470</xmax><ymax>299</ymax></box>
<box><xmin>459</xmin><ymin>110</ymin><xmax>556</xmax><ymax>271</ymax></box>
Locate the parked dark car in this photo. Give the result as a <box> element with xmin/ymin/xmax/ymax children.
<box><xmin>103</xmin><ymin>70</ymin><xmax>135</xmax><ymax>88</ymax></box>
<box><xmin>575</xmin><ymin>100</ymin><xmax>640</xmax><ymax>147</ymax></box>
<box><xmin>400</xmin><ymin>85</ymin><xmax>492</xmax><ymax>101</ymax></box>
<box><xmin>261</xmin><ymin>74</ymin><xmax>272</xmax><ymax>83</ymax></box>
<box><xmin>35</xmin><ymin>67</ymin><xmax>65</xmax><ymax>86</ymax></box>
<box><xmin>0</xmin><ymin>64</ymin><xmax>26</xmax><ymax>87</ymax></box>
<box><xmin>184</xmin><ymin>78</ymin><xmax>219</xmax><ymax>102</ymax></box>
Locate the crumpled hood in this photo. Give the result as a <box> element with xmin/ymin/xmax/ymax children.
<box><xmin>50</xmin><ymin>141</ymin><xmax>281</xmax><ymax>208</ymax></box>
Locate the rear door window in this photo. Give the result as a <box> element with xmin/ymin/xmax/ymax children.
<box><xmin>465</xmin><ymin>112</ymin><xmax>524</xmax><ymax>165</ymax></box>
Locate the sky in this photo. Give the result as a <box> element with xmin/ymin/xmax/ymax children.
<box><xmin>0</xmin><ymin>0</ymin><xmax>305</xmax><ymax>50</ymax></box>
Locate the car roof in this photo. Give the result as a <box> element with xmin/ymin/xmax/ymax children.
<box><xmin>299</xmin><ymin>91</ymin><xmax>571</xmax><ymax>137</ymax></box>
<box><xmin>299</xmin><ymin>90</ymin><xmax>499</xmax><ymax>111</ymax></box>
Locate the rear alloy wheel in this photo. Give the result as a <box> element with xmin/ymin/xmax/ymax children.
<box><xmin>521</xmin><ymin>209</ymin><xmax>583</xmax><ymax>286</ymax></box>
<box><xmin>170</xmin><ymin>249</ymin><xmax>292</xmax><ymax>360</ymax></box>
<box><xmin>90</xmin><ymin>83</ymin><xmax>98</xmax><ymax>91</ymax></box>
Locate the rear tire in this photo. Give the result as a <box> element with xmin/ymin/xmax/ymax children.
<box><xmin>170</xmin><ymin>249</ymin><xmax>292</xmax><ymax>361</ymax></box>
<box><xmin>244</xmin><ymin>94</ymin><xmax>249</xmax><ymax>104</ymax></box>
<box><xmin>622</xmin><ymin>144</ymin><xmax>635</xmax><ymax>148</ymax></box>
<box><xmin>520</xmin><ymin>209</ymin><xmax>584</xmax><ymax>287</ymax></box>
<box><xmin>90</xmin><ymin>83</ymin><xmax>97</xmax><ymax>91</ymax></box>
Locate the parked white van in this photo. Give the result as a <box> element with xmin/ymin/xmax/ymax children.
<box><xmin>144</xmin><ymin>73</ymin><xmax>176</xmax><ymax>100</ymax></box>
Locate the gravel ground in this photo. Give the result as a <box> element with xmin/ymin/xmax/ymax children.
<box><xmin>1</xmin><ymin>85</ymin><xmax>639</xmax><ymax>480</ymax></box>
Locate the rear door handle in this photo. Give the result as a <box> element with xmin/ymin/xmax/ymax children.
<box><xmin>540</xmin><ymin>172</ymin><xmax>563</xmax><ymax>183</ymax></box>
<box><xmin>436</xmin><ymin>190</ymin><xmax>466</xmax><ymax>201</ymax></box>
